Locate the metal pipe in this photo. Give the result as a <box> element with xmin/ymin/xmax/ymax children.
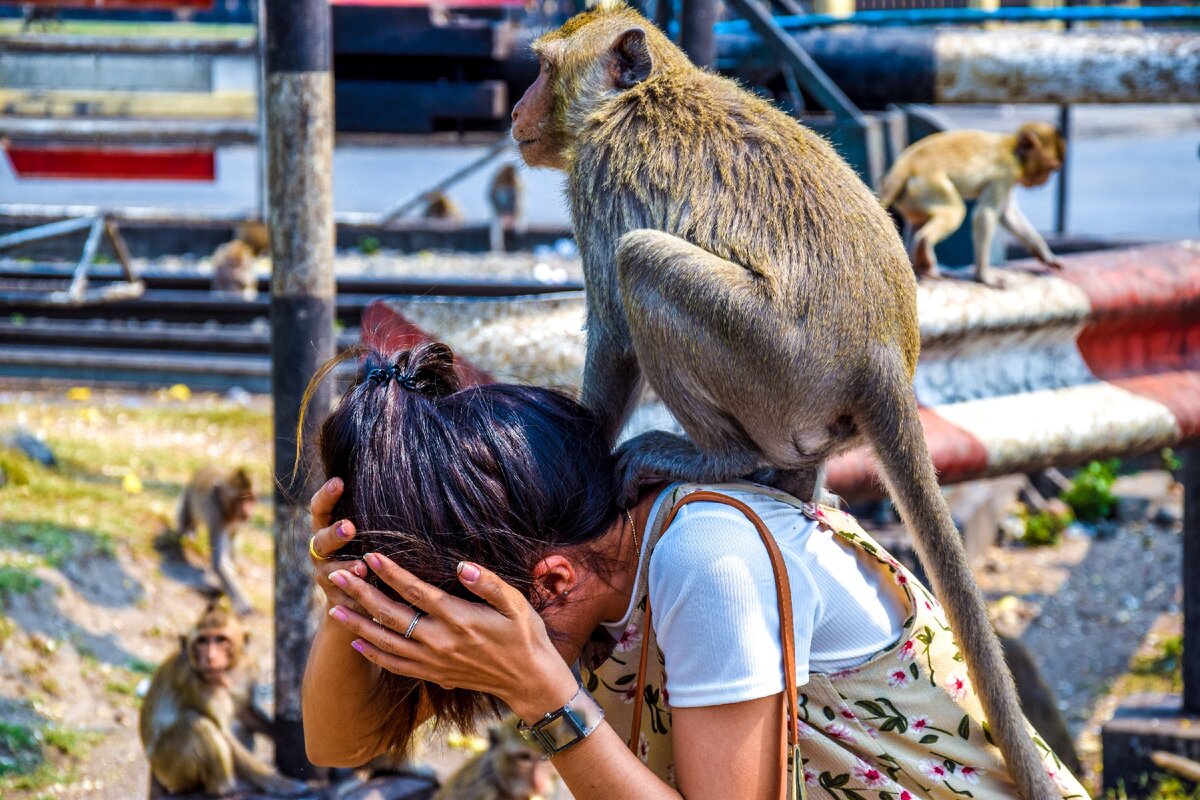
<box><xmin>0</xmin><ymin>216</ymin><xmax>97</xmax><ymax>250</ymax></box>
<box><xmin>0</xmin><ymin>118</ymin><xmax>257</xmax><ymax>146</ymax></box>
<box><xmin>377</xmin><ymin>138</ymin><xmax>511</xmax><ymax>225</ymax></box>
<box><xmin>715</xmin><ymin>4</ymin><xmax>1200</xmax><ymax>32</ymax></box>
<box><xmin>1185</xmin><ymin>446</ymin><xmax>1200</xmax><ymax>714</ymax></box>
<box><xmin>0</xmin><ymin>33</ymin><xmax>256</xmax><ymax>55</ymax></box>
<box><xmin>719</xmin><ymin>28</ymin><xmax>1200</xmax><ymax>105</ymax></box>
<box><xmin>264</xmin><ymin>0</ymin><xmax>335</xmax><ymax>779</ymax></box>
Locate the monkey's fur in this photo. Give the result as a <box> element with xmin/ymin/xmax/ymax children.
<box><xmin>168</xmin><ymin>466</ymin><xmax>257</xmax><ymax>617</ymax></box>
<box><xmin>880</xmin><ymin>123</ymin><xmax>1066</xmax><ymax>287</ymax></box>
<box><xmin>211</xmin><ymin>221</ymin><xmax>269</xmax><ymax>299</ymax></box>
<box><xmin>510</xmin><ymin>3</ymin><xmax>1058</xmax><ymax>797</ymax></box>
<box><xmin>433</xmin><ymin>718</ymin><xmax>556</xmax><ymax>800</ymax></box>
<box><xmin>423</xmin><ymin>191</ymin><xmax>465</xmax><ymax>222</ymax></box>
<box><xmin>488</xmin><ymin>164</ymin><xmax>524</xmax><ymax>252</ymax></box>
<box><xmin>139</xmin><ymin>600</ymin><xmax>307</xmax><ymax>798</ymax></box>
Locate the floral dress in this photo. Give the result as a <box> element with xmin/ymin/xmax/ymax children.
<box><xmin>581</xmin><ymin>482</ymin><xmax>1090</xmax><ymax>799</ymax></box>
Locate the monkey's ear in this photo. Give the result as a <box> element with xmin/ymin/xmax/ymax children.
<box><xmin>1016</xmin><ymin>128</ymin><xmax>1040</xmax><ymax>160</ymax></box>
<box><xmin>612</xmin><ymin>28</ymin><xmax>652</xmax><ymax>89</ymax></box>
<box><xmin>178</xmin><ymin>634</ymin><xmax>189</xmax><ymax>653</ymax></box>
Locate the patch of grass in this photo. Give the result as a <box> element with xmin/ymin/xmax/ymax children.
<box><xmin>1111</xmin><ymin>633</ymin><xmax>1185</xmax><ymax>699</ymax></box>
<box><xmin>1021</xmin><ymin>509</ymin><xmax>1070</xmax><ymax>547</ymax></box>
<box><xmin>126</xmin><ymin>657</ymin><xmax>156</xmax><ymax>676</ymax></box>
<box><xmin>0</xmin><ymin>449</ymin><xmax>32</xmax><ymax>487</ymax></box>
<box><xmin>358</xmin><ymin>235</ymin><xmax>382</xmax><ymax>255</ymax></box>
<box><xmin>0</xmin><ymin>614</ymin><xmax>15</xmax><ymax>647</ymax></box>
<box><xmin>41</xmin><ymin>728</ymin><xmax>101</xmax><ymax>759</ymax></box>
<box><xmin>1063</xmin><ymin>459</ymin><xmax>1120</xmax><ymax>522</ymax></box>
<box><xmin>1105</xmin><ymin>775</ymin><xmax>1200</xmax><ymax>800</ymax></box>
<box><xmin>0</xmin><ymin>566</ymin><xmax>40</xmax><ymax>600</ymax></box>
<box><xmin>0</xmin><ymin>722</ymin><xmax>40</xmax><ymax>776</ymax></box>
<box><xmin>104</xmin><ymin>678</ymin><xmax>137</xmax><ymax>698</ymax></box>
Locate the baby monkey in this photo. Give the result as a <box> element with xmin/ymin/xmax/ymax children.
<box><xmin>433</xmin><ymin>718</ymin><xmax>557</xmax><ymax>800</ymax></box>
<box><xmin>139</xmin><ymin>599</ymin><xmax>308</xmax><ymax>798</ymax></box>
<box><xmin>211</xmin><ymin>221</ymin><xmax>269</xmax><ymax>300</ymax></box>
<box><xmin>880</xmin><ymin>122</ymin><xmax>1066</xmax><ymax>287</ymax></box>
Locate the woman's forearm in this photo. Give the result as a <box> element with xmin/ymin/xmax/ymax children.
<box><xmin>549</xmin><ymin>722</ymin><xmax>683</xmax><ymax>800</ymax></box>
<box><xmin>302</xmin><ymin>615</ymin><xmax>391</xmax><ymax>766</ymax></box>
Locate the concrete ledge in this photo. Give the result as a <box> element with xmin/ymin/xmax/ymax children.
<box><xmin>1101</xmin><ymin>693</ymin><xmax>1200</xmax><ymax>798</ymax></box>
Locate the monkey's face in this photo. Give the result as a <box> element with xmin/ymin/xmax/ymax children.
<box><xmin>496</xmin><ymin>740</ymin><xmax>557</xmax><ymax>799</ymax></box>
<box><xmin>188</xmin><ymin>628</ymin><xmax>240</xmax><ymax>687</ymax></box>
<box><xmin>513</xmin><ymin>1</ymin><xmax>668</xmax><ymax>171</ymax></box>
<box><xmin>1015</xmin><ymin>124</ymin><xmax>1065</xmax><ymax>188</ymax></box>
<box><xmin>232</xmin><ymin>492</ymin><xmax>255</xmax><ymax>523</ymax></box>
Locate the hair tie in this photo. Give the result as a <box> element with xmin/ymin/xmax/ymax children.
<box><xmin>395</xmin><ymin>371</ymin><xmax>419</xmax><ymax>391</ymax></box>
<box><xmin>367</xmin><ymin>368</ymin><xmax>390</xmax><ymax>385</ymax></box>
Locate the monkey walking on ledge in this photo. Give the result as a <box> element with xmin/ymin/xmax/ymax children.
<box><xmin>880</xmin><ymin>123</ymin><xmax>1067</xmax><ymax>287</ymax></box>
<box><xmin>511</xmin><ymin>2</ymin><xmax>1067</xmax><ymax>797</ymax></box>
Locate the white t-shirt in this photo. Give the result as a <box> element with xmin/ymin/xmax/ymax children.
<box><xmin>603</xmin><ymin>486</ymin><xmax>906</xmax><ymax>708</ymax></box>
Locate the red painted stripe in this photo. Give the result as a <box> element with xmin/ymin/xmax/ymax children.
<box><xmin>360</xmin><ymin>300</ymin><xmax>495</xmax><ymax>387</ymax></box>
<box><xmin>1111</xmin><ymin>371</ymin><xmax>1200</xmax><ymax>444</ymax></box>
<box><xmin>332</xmin><ymin>0</ymin><xmax>524</xmax><ymax>6</ymax></box>
<box><xmin>19</xmin><ymin>0</ymin><xmax>212</xmax><ymax>7</ymax></box>
<box><xmin>826</xmin><ymin>408</ymin><xmax>990</xmax><ymax>501</ymax></box>
<box><xmin>1050</xmin><ymin>244</ymin><xmax>1200</xmax><ymax>379</ymax></box>
<box><xmin>5</xmin><ymin>146</ymin><xmax>215</xmax><ymax>181</ymax></box>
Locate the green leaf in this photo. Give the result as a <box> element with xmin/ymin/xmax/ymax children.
<box><xmin>614</xmin><ymin>673</ymin><xmax>635</xmax><ymax>685</ymax></box>
<box><xmin>823</xmin><ymin>706</ymin><xmax>836</xmax><ymax>721</ymax></box>
<box><xmin>585</xmin><ymin>672</ymin><xmax>599</xmax><ymax>692</ymax></box>
<box><xmin>855</xmin><ymin>700</ymin><xmax>885</xmax><ymax>718</ymax></box>
<box><xmin>880</xmin><ymin>719</ymin><xmax>898</xmax><ymax>732</ymax></box>
<box><xmin>982</xmin><ymin>721</ymin><xmax>995</xmax><ymax>746</ymax></box>
<box><xmin>844</xmin><ymin>790</ymin><xmax>869</xmax><ymax>800</ymax></box>
<box><xmin>919</xmin><ymin>734</ymin><xmax>939</xmax><ymax>744</ymax></box>
<box><xmin>910</xmin><ymin>663</ymin><xmax>919</xmax><ymax>679</ymax></box>
<box><xmin>957</xmin><ymin>715</ymin><xmax>971</xmax><ymax>740</ymax></box>
<box><xmin>880</xmin><ymin>793</ymin><xmax>894</xmax><ymax>800</ymax></box>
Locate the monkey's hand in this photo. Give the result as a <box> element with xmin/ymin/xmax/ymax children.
<box><xmin>615</xmin><ymin>431</ymin><xmax>722</xmax><ymax>508</ymax></box>
<box><xmin>1044</xmin><ymin>255</ymin><xmax>1066</xmax><ymax>270</ymax></box>
<box><xmin>310</xmin><ymin>478</ymin><xmax>368</xmax><ymax>614</ymax></box>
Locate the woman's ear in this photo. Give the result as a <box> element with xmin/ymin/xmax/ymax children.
<box><xmin>530</xmin><ymin>553</ymin><xmax>578</xmax><ymax>606</ymax></box>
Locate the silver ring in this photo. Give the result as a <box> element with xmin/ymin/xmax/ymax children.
<box><xmin>403</xmin><ymin>611</ymin><xmax>423</xmax><ymax>640</ymax></box>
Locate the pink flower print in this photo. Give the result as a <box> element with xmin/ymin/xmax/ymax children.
<box><xmin>919</xmin><ymin>759</ymin><xmax>949</xmax><ymax>783</ymax></box>
<box><xmin>887</xmin><ymin>668</ymin><xmax>911</xmax><ymax>687</ymax></box>
<box><xmin>825</xmin><ymin>722</ymin><xmax>855</xmax><ymax>743</ymax></box>
<box><xmin>796</xmin><ymin>720</ymin><xmax>817</xmax><ymax>740</ymax></box>
<box><xmin>803</xmin><ymin>767</ymin><xmax>819</xmax><ymax>787</ymax></box>
<box><xmin>852</xmin><ymin>758</ymin><xmax>889</xmax><ymax>788</ymax></box>
<box><xmin>837</xmin><ymin>703</ymin><xmax>856</xmax><ymax>721</ymax></box>
<box><xmin>897</xmin><ymin>639</ymin><xmax>917</xmax><ymax>662</ymax></box>
<box><xmin>614</xmin><ymin>622</ymin><xmax>642</xmax><ymax>653</ymax></box>
<box><xmin>637</xmin><ymin>732</ymin><xmax>650</xmax><ymax>763</ymax></box>
<box><xmin>621</xmin><ymin>683</ymin><xmax>639</xmax><ymax>704</ymax></box>
<box><xmin>1047</xmin><ymin>765</ymin><xmax>1073</xmax><ymax>790</ymax></box>
<box><xmin>894</xmin><ymin>571</ymin><xmax>910</xmax><ymax>587</ymax></box>
<box><xmin>865</xmin><ymin>725</ymin><xmax>880</xmax><ymax>739</ymax></box>
<box><xmin>898</xmin><ymin>790</ymin><xmax>924</xmax><ymax>800</ymax></box>
<box><xmin>959</xmin><ymin>765</ymin><xmax>982</xmax><ymax>784</ymax></box>
<box><xmin>907</xmin><ymin>715</ymin><xmax>932</xmax><ymax>736</ymax></box>
<box><xmin>661</xmin><ymin>684</ymin><xmax>669</xmax><ymax>705</ymax></box>
<box><xmin>827</xmin><ymin>666</ymin><xmax>861</xmax><ymax>680</ymax></box>
<box><xmin>944</xmin><ymin>672</ymin><xmax>968</xmax><ymax>701</ymax></box>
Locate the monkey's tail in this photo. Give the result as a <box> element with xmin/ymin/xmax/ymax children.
<box><xmin>860</xmin><ymin>363</ymin><xmax>1060</xmax><ymax>800</ymax></box>
<box><xmin>877</xmin><ymin>166</ymin><xmax>908</xmax><ymax>209</ymax></box>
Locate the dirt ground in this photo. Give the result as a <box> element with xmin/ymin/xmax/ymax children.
<box><xmin>0</xmin><ymin>386</ymin><xmax>1187</xmax><ymax>799</ymax></box>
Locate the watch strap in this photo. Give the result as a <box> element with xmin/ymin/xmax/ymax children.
<box><xmin>517</xmin><ymin>684</ymin><xmax>605</xmax><ymax>756</ymax></box>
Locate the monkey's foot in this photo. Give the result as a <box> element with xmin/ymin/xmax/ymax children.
<box><xmin>978</xmin><ymin>273</ymin><xmax>1010</xmax><ymax>290</ymax></box>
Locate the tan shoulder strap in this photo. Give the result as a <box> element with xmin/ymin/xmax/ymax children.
<box><xmin>628</xmin><ymin>490</ymin><xmax>801</xmax><ymax>784</ymax></box>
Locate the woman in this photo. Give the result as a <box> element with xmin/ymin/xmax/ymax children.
<box><xmin>302</xmin><ymin>343</ymin><xmax>1087</xmax><ymax>800</ymax></box>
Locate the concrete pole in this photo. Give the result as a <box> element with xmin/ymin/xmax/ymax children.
<box><xmin>1184</xmin><ymin>446</ymin><xmax>1200</xmax><ymax>714</ymax></box>
<box><xmin>680</xmin><ymin>0</ymin><xmax>718</xmax><ymax>69</ymax></box>
<box><xmin>263</xmin><ymin>0</ymin><xmax>335</xmax><ymax>778</ymax></box>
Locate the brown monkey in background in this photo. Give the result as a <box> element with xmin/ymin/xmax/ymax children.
<box><xmin>211</xmin><ymin>221</ymin><xmax>270</xmax><ymax>299</ymax></box>
<box><xmin>488</xmin><ymin>164</ymin><xmax>524</xmax><ymax>252</ymax></box>
<box><xmin>138</xmin><ymin>600</ymin><xmax>308</xmax><ymax>798</ymax></box>
<box><xmin>879</xmin><ymin>123</ymin><xmax>1066</xmax><ymax>287</ymax></box>
<box><xmin>433</xmin><ymin>718</ymin><xmax>556</xmax><ymax>800</ymax></box>
<box><xmin>422</xmin><ymin>191</ymin><xmax>465</xmax><ymax>222</ymax></box>
<box><xmin>169</xmin><ymin>466</ymin><xmax>257</xmax><ymax>616</ymax></box>
<box><xmin>510</xmin><ymin>3</ymin><xmax>1057</xmax><ymax>797</ymax></box>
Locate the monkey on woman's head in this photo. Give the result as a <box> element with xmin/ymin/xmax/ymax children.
<box><xmin>512</xmin><ymin>3</ymin><xmax>1061</xmax><ymax>798</ymax></box>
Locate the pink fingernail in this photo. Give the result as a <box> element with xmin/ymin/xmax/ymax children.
<box><xmin>364</xmin><ymin>552</ymin><xmax>382</xmax><ymax>570</ymax></box>
<box><xmin>353</xmin><ymin>562</ymin><xmax>367</xmax><ymax>578</ymax></box>
<box><xmin>351</xmin><ymin>640</ymin><xmax>365</xmax><ymax>653</ymax></box>
<box><xmin>325</xmin><ymin>478</ymin><xmax>340</xmax><ymax>494</ymax></box>
<box><xmin>457</xmin><ymin>561</ymin><xmax>480</xmax><ymax>583</ymax></box>
<box><xmin>329</xmin><ymin>606</ymin><xmax>348</xmax><ymax>622</ymax></box>
<box><xmin>335</xmin><ymin>522</ymin><xmax>349</xmax><ymax>539</ymax></box>
<box><xmin>329</xmin><ymin>571</ymin><xmax>348</xmax><ymax>587</ymax></box>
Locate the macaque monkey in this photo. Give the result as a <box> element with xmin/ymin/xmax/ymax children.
<box><xmin>433</xmin><ymin>718</ymin><xmax>556</xmax><ymax>800</ymax></box>
<box><xmin>138</xmin><ymin>600</ymin><xmax>308</xmax><ymax>798</ymax></box>
<box><xmin>488</xmin><ymin>164</ymin><xmax>524</xmax><ymax>252</ymax></box>
<box><xmin>510</xmin><ymin>3</ymin><xmax>1057</xmax><ymax>797</ymax></box>
<box><xmin>170</xmin><ymin>466</ymin><xmax>257</xmax><ymax>616</ymax></box>
<box><xmin>422</xmin><ymin>191</ymin><xmax>464</xmax><ymax>222</ymax></box>
<box><xmin>879</xmin><ymin>123</ymin><xmax>1066</xmax><ymax>287</ymax></box>
<box><xmin>211</xmin><ymin>221</ymin><xmax>270</xmax><ymax>299</ymax></box>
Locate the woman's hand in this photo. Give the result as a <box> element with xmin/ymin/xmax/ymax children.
<box><xmin>326</xmin><ymin>554</ymin><xmax>578</xmax><ymax>724</ymax></box>
<box><xmin>309</xmin><ymin>477</ymin><xmax>367</xmax><ymax>612</ymax></box>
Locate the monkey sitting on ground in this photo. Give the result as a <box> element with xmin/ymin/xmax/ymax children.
<box><xmin>433</xmin><ymin>718</ymin><xmax>556</xmax><ymax>800</ymax></box>
<box><xmin>487</xmin><ymin>164</ymin><xmax>524</xmax><ymax>252</ymax></box>
<box><xmin>139</xmin><ymin>600</ymin><xmax>309</xmax><ymax>798</ymax></box>
<box><xmin>422</xmin><ymin>191</ymin><xmax>464</xmax><ymax>223</ymax></box>
<box><xmin>211</xmin><ymin>221</ymin><xmax>270</xmax><ymax>300</ymax></box>
<box><xmin>165</xmin><ymin>466</ymin><xmax>257</xmax><ymax>617</ymax></box>
<box><xmin>510</xmin><ymin>3</ymin><xmax>1058</xmax><ymax>797</ymax></box>
<box><xmin>879</xmin><ymin>122</ymin><xmax>1066</xmax><ymax>287</ymax></box>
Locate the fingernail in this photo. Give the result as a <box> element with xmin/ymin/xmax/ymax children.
<box><xmin>352</xmin><ymin>562</ymin><xmax>367</xmax><ymax>578</ymax></box>
<box><xmin>335</xmin><ymin>522</ymin><xmax>351</xmax><ymax>539</ymax></box>
<box><xmin>351</xmin><ymin>640</ymin><xmax>365</xmax><ymax>653</ymax></box>
<box><xmin>325</xmin><ymin>478</ymin><xmax>340</xmax><ymax>494</ymax></box>
<box><xmin>329</xmin><ymin>606</ymin><xmax>348</xmax><ymax>622</ymax></box>
<box><xmin>329</xmin><ymin>571</ymin><xmax>348</xmax><ymax>587</ymax></box>
<box><xmin>457</xmin><ymin>561</ymin><xmax>480</xmax><ymax>583</ymax></box>
<box><xmin>364</xmin><ymin>552</ymin><xmax>381</xmax><ymax>570</ymax></box>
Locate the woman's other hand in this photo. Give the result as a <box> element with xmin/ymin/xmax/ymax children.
<box><xmin>309</xmin><ymin>477</ymin><xmax>367</xmax><ymax>612</ymax></box>
<box><xmin>326</xmin><ymin>554</ymin><xmax>578</xmax><ymax>724</ymax></box>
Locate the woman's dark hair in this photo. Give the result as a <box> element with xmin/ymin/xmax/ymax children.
<box><xmin>299</xmin><ymin>341</ymin><xmax>620</xmax><ymax>754</ymax></box>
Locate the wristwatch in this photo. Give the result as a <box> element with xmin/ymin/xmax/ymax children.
<box><xmin>516</xmin><ymin>684</ymin><xmax>606</xmax><ymax>756</ymax></box>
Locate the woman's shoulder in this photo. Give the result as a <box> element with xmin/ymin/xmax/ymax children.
<box><xmin>651</xmin><ymin>487</ymin><xmax>801</xmax><ymax>569</ymax></box>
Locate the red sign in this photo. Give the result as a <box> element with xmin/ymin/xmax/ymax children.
<box><xmin>4</xmin><ymin>144</ymin><xmax>216</xmax><ymax>181</ymax></box>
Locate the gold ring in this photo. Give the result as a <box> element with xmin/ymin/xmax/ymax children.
<box><xmin>309</xmin><ymin>535</ymin><xmax>330</xmax><ymax>561</ymax></box>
